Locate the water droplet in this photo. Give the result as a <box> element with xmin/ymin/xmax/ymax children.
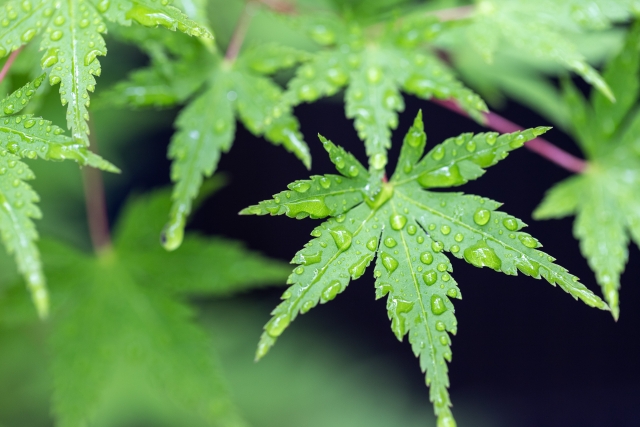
<box><xmin>299</xmin><ymin>251</ymin><xmax>322</xmax><ymax>266</ymax></box>
<box><xmin>437</xmin><ymin>263</ymin><xmax>448</xmax><ymax>272</ymax></box>
<box><xmin>309</xmin><ymin>24</ymin><xmax>335</xmax><ymax>45</ymax></box>
<box><xmin>465</xmin><ymin>140</ymin><xmax>476</xmax><ymax>152</ymax></box>
<box><xmin>50</xmin><ymin>30</ymin><xmax>63</xmax><ymax>41</ymax></box>
<box><xmin>503</xmin><ymin>217</ymin><xmax>518</xmax><ymax>231</ymax></box>
<box><xmin>310</xmin><ymin>229</ymin><xmax>322</xmax><ymax>237</ymax></box>
<box><xmin>23</xmin><ymin>119</ymin><xmax>35</xmax><ymax>128</ymax></box>
<box><xmin>420</xmin><ymin>252</ymin><xmax>433</xmax><ymax>265</ymax></box>
<box><xmin>349</xmin><ymin>254</ymin><xmax>373</xmax><ymax>279</ymax></box>
<box><xmin>84</xmin><ymin>49</ymin><xmax>102</xmax><ymax>66</ymax></box>
<box><xmin>79</xmin><ymin>18</ymin><xmax>90</xmax><ymax>28</ymax></box>
<box><xmin>437</xmin><ymin>413</ymin><xmax>456</xmax><ymax>427</ymax></box>
<box><xmin>12</xmin><ymin>179</ymin><xmax>20</xmax><ymax>187</ymax></box>
<box><xmin>294</xmin><ymin>266</ymin><xmax>304</xmax><ymax>275</ymax></box>
<box><xmin>518</xmin><ymin>234</ymin><xmax>538</xmax><ymax>248</ymax></box>
<box><xmin>446</xmin><ymin>288</ymin><xmax>458</xmax><ymax>298</ymax></box>
<box><xmin>321</xmin><ymin>280</ymin><xmax>342</xmax><ymax>302</ymax></box>
<box><xmin>366</xmin><ymin>66</ymin><xmax>382</xmax><ymax>84</ymax></box>
<box><xmin>384</xmin><ymin>237</ymin><xmax>397</xmax><ymax>248</ymax></box>
<box><xmin>319</xmin><ymin>177</ymin><xmax>331</xmax><ymax>189</ymax></box>
<box><xmin>423</xmin><ymin>270</ymin><xmax>437</xmax><ymax>286</ymax></box>
<box><xmin>380</xmin><ymin>252</ymin><xmax>399</xmax><ymax>274</ymax></box>
<box><xmin>440</xmin><ymin>225</ymin><xmax>451</xmax><ymax>235</ymax></box>
<box><xmin>348</xmin><ymin>165</ymin><xmax>359</xmax><ymax>177</ymax></box>
<box><xmin>473</xmin><ymin>208</ymin><xmax>491</xmax><ymax>226</ymax></box>
<box><xmin>21</xmin><ymin>28</ymin><xmax>36</xmax><ymax>42</ymax></box>
<box><xmin>431</xmin><ymin>145</ymin><xmax>445</xmax><ymax>160</ymax></box>
<box><xmin>329</xmin><ymin>227</ymin><xmax>353</xmax><ymax>251</ymax></box>
<box><xmin>450</xmin><ymin>245</ymin><xmax>460</xmax><ymax>253</ymax></box>
<box><xmin>407</xmin><ymin>225</ymin><xmax>417</xmax><ymax>235</ymax></box>
<box><xmin>366</xmin><ymin>237</ymin><xmax>377</xmax><ymax>251</ymax></box>
<box><xmin>266</xmin><ymin>313</ymin><xmax>290</xmax><ymax>337</ymax></box>
<box><xmin>515</xmin><ymin>256</ymin><xmax>540</xmax><ymax>277</ymax></box>
<box><xmin>298</xmin><ymin>84</ymin><xmax>318</xmax><ymax>101</ymax></box>
<box><xmin>290</xmin><ymin>181</ymin><xmax>311</xmax><ymax>193</ymax></box>
<box><xmin>431</xmin><ymin>295</ymin><xmax>447</xmax><ymax>315</ymax></box>
<box><xmin>435</xmin><ymin>321</ymin><xmax>446</xmax><ymax>331</ymax></box>
<box><xmin>7</xmin><ymin>144</ymin><xmax>18</xmax><ymax>154</ymax></box>
<box><xmin>509</xmin><ymin>134</ymin><xmax>526</xmax><ymax>148</ymax></box>
<box><xmin>486</xmin><ymin>133</ymin><xmax>497</xmax><ymax>145</ymax></box>
<box><xmin>327</xmin><ymin>67</ymin><xmax>347</xmax><ymax>86</ymax></box>
<box><xmin>463</xmin><ymin>240</ymin><xmax>501</xmax><ymax>271</ymax></box>
<box><xmin>3</xmin><ymin>104</ymin><xmax>14</xmax><ymax>115</ymax></box>
<box><xmin>417</xmin><ymin>236</ymin><xmax>424</xmax><ymax>244</ymax></box>
<box><xmin>431</xmin><ymin>241</ymin><xmax>444</xmax><ymax>252</ymax></box>
<box><xmin>301</xmin><ymin>300</ymin><xmax>315</xmax><ymax>313</ymax></box>
<box><xmin>439</xmin><ymin>336</ymin><xmax>449</xmax><ymax>346</ymax></box>
<box><xmin>370</xmin><ymin>153</ymin><xmax>387</xmax><ymax>170</ymax></box>
<box><xmin>418</xmin><ymin>164</ymin><xmax>464</xmax><ymax>188</ymax></box>
<box><xmin>21</xmin><ymin>0</ymin><xmax>32</xmax><ymax>12</ymax></box>
<box><xmin>390</xmin><ymin>214</ymin><xmax>407</xmax><ymax>230</ymax></box>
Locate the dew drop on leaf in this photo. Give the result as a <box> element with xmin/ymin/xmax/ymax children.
<box><xmin>380</xmin><ymin>252</ymin><xmax>399</xmax><ymax>273</ymax></box>
<box><xmin>473</xmin><ymin>208</ymin><xmax>491</xmax><ymax>226</ymax></box>
<box><xmin>423</xmin><ymin>270</ymin><xmax>437</xmax><ymax>286</ymax></box>
<box><xmin>420</xmin><ymin>252</ymin><xmax>433</xmax><ymax>265</ymax></box>
<box><xmin>266</xmin><ymin>313</ymin><xmax>291</xmax><ymax>337</ymax></box>
<box><xmin>321</xmin><ymin>280</ymin><xmax>342</xmax><ymax>302</ymax></box>
<box><xmin>390</xmin><ymin>214</ymin><xmax>407</xmax><ymax>230</ymax></box>
<box><xmin>430</xmin><ymin>295</ymin><xmax>447</xmax><ymax>315</ymax></box>
<box><xmin>383</xmin><ymin>237</ymin><xmax>397</xmax><ymax>248</ymax></box>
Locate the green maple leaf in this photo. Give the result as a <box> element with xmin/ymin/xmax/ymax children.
<box><xmin>280</xmin><ymin>12</ymin><xmax>487</xmax><ymax>189</ymax></box>
<box><xmin>0</xmin><ymin>0</ymin><xmax>212</xmax><ymax>143</ymax></box>
<box><xmin>242</xmin><ymin>111</ymin><xmax>607</xmax><ymax>426</ymax></box>
<box><xmin>0</xmin><ymin>75</ymin><xmax>117</xmax><ymax>318</ymax></box>
<box><xmin>37</xmin><ymin>187</ymin><xmax>290</xmax><ymax>426</ymax></box>
<box><xmin>101</xmin><ymin>29</ymin><xmax>312</xmax><ymax>251</ymax></box>
<box><xmin>462</xmin><ymin>0</ymin><xmax>640</xmax><ymax>102</ymax></box>
<box><xmin>534</xmin><ymin>21</ymin><xmax>640</xmax><ymax>320</ymax></box>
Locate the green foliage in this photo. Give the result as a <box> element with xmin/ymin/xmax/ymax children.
<box><xmin>0</xmin><ymin>76</ymin><xmax>117</xmax><ymax>317</ymax></box>
<box><xmin>280</xmin><ymin>11</ymin><xmax>487</xmax><ymax>188</ymax></box>
<box><xmin>0</xmin><ymin>0</ymin><xmax>212</xmax><ymax>142</ymax></box>
<box><xmin>243</xmin><ymin>112</ymin><xmax>607</xmax><ymax>426</ymax></box>
<box><xmin>0</xmin><ymin>187</ymin><xmax>289</xmax><ymax>426</ymax></box>
<box><xmin>534</xmin><ymin>21</ymin><xmax>640</xmax><ymax>319</ymax></box>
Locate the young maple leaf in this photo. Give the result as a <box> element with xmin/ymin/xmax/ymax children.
<box><xmin>100</xmin><ymin>25</ymin><xmax>312</xmax><ymax>251</ymax></box>
<box><xmin>460</xmin><ymin>0</ymin><xmax>640</xmax><ymax>102</ymax></box>
<box><xmin>29</xmin><ymin>187</ymin><xmax>290</xmax><ymax>426</ymax></box>
<box><xmin>278</xmin><ymin>11</ymin><xmax>487</xmax><ymax>190</ymax></box>
<box><xmin>242</xmin><ymin>112</ymin><xmax>607</xmax><ymax>426</ymax></box>
<box><xmin>0</xmin><ymin>75</ymin><xmax>117</xmax><ymax>318</ymax></box>
<box><xmin>534</xmin><ymin>22</ymin><xmax>640</xmax><ymax>320</ymax></box>
<box><xmin>0</xmin><ymin>0</ymin><xmax>212</xmax><ymax>142</ymax></box>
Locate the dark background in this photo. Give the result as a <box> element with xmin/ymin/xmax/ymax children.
<box><xmin>119</xmin><ymin>89</ymin><xmax>640</xmax><ymax>427</ymax></box>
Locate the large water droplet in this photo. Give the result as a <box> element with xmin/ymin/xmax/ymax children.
<box><xmin>290</xmin><ymin>181</ymin><xmax>311</xmax><ymax>193</ymax></box>
<box><xmin>436</xmin><ymin>321</ymin><xmax>446</xmax><ymax>331</ymax></box>
<box><xmin>473</xmin><ymin>208</ymin><xmax>491</xmax><ymax>226</ymax></box>
<box><xmin>384</xmin><ymin>237</ymin><xmax>397</xmax><ymax>248</ymax></box>
<box><xmin>390</xmin><ymin>214</ymin><xmax>407</xmax><ymax>230</ymax></box>
<box><xmin>463</xmin><ymin>240</ymin><xmax>501</xmax><ymax>271</ymax></box>
<box><xmin>50</xmin><ymin>30</ymin><xmax>63</xmax><ymax>41</ymax></box>
<box><xmin>446</xmin><ymin>288</ymin><xmax>458</xmax><ymax>298</ymax></box>
<box><xmin>266</xmin><ymin>313</ymin><xmax>290</xmax><ymax>337</ymax></box>
<box><xmin>299</xmin><ymin>251</ymin><xmax>322</xmax><ymax>265</ymax></box>
<box><xmin>319</xmin><ymin>177</ymin><xmax>331</xmax><ymax>189</ymax></box>
<box><xmin>431</xmin><ymin>145</ymin><xmax>445</xmax><ymax>160</ymax></box>
<box><xmin>503</xmin><ymin>217</ymin><xmax>518</xmax><ymax>231</ymax></box>
<box><xmin>84</xmin><ymin>49</ymin><xmax>102</xmax><ymax>66</ymax></box>
<box><xmin>431</xmin><ymin>241</ymin><xmax>444</xmax><ymax>252</ymax></box>
<box><xmin>349</xmin><ymin>254</ymin><xmax>373</xmax><ymax>279</ymax></box>
<box><xmin>418</xmin><ymin>164</ymin><xmax>464</xmax><ymax>188</ymax></box>
<box><xmin>366</xmin><ymin>237</ymin><xmax>377</xmax><ymax>251</ymax></box>
<box><xmin>407</xmin><ymin>224</ymin><xmax>417</xmax><ymax>235</ymax></box>
<box><xmin>431</xmin><ymin>295</ymin><xmax>447</xmax><ymax>315</ymax></box>
<box><xmin>380</xmin><ymin>252</ymin><xmax>399</xmax><ymax>273</ymax></box>
<box><xmin>420</xmin><ymin>252</ymin><xmax>433</xmax><ymax>265</ymax></box>
<box><xmin>366</xmin><ymin>66</ymin><xmax>382</xmax><ymax>84</ymax></box>
<box><xmin>301</xmin><ymin>300</ymin><xmax>315</xmax><ymax>313</ymax></box>
<box><xmin>440</xmin><ymin>225</ymin><xmax>451</xmax><ymax>235</ymax></box>
<box><xmin>321</xmin><ymin>280</ymin><xmax>342</xmax><ymax>302</ymax></box>
<box><xmin>21</xmin><ymin>28</ymin><xmax>36</xmax><ymax>42</ymax></box>
<box><xmin>423</xmin><ymin>270</ymin><xmax>437</xmax><ymax>286</ymax></box>
<box><xmin>518</xmin><ymin>233</ymin><xmax>538</xmax><ymax>248</ymax></box>
<box><xmin>327</xmin><ymin>67</ymin><xmax>347</xmax><ymax>86</ymax></box>
<box><xmin>329</xmin><ymin>227</ymin><xmax>353</xmax><ymax>251</ymax></box>
<box><xmin>515</xmin><ymin>256</ymin><xmax>540</xmax><ymax>277</ymax></box>
<box><xmin>3</xmin><ymin>104</ymin><xmax>15</xmax><ymax>115</ymax></box>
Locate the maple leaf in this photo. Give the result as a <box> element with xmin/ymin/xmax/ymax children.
<box><xmin>0</xmin><ymin>0</ymin><xmax>212</xmax><ymax>142</ymax></box>
<box><xmin>534</xmin><ymin>21</ymin><xmax>640</xmax><ymax>319</ymax></box>
<box><xmin>24</xmin><ymin>187</ymin><xmax>289</xmax><ymax>426</ymax></box>
<box><xmin>242</xmin><ymin>111</ymin><xmax>607</xmax><ymax>426</ymax></box>
<box><xmin>460</xmin><ymin>0</ymin><xmax>640</xmax><ymax>101</ymax></box>
<box><xmin>0</xmin><ymin>75</ymin><xmax>117</xmax><ymax>318</ymax></box>
<box><xmin>99</xmin><ymin>27</ymin><xmax>312</xmax><ymax>250</ymax></box>
<box><xmin>279</xmin><ymin>11</ymin><xmax>487</xmax><ymax>190</ymax></box>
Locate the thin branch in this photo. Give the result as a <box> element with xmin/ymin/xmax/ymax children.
<box><xmin>83</xmin><ymin>119</ymin><xmax>112</xmax><ymax>254</ymax></box>
<box><xmin>432</xmin><ymin>98</ymin><xmax>587</xmax><ymax>174</ymax></box>
<box><xmin>0</xmin><ymin>48</ymin><xmax>23</xmax><ymax>85</ymax></box>
<box><xmin>224</xmin><ymin>1</ymin><xmax>259</xmax><ymax>63</ymax></box>
<box><xmin>428</xmin><ymin>5</ymin><xmax>475</xmax><ymax>21</ymax></box>
<box><xmin>256</xmin><ymin>0</ymin><xmax>297</xmax><ymax>14</ymax></box>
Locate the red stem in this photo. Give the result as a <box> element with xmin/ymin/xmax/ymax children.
<box><xmin>432</xmin><ymin>99</ymin><xmax>587</xmax><ymax>174</ymax></box>
<box><xmin>83</xmin><ymin>120</ymin><xmax>112</xmax><ymax>254</ymax></box>
<box><xmin>0</xmin><ymin>48</ymin><xmax>23</xmax><ymax>85</ymax></box>
<box><xmin>224</xmin><ymin>1</ymin><xmax>258</xmax><ymax>63</ymax></box>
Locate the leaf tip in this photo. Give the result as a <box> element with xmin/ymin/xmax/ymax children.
<box><xmin>239</xmin><ymin>205</ymin><xmax>261</xmax><ymax>215</ymax></box>
<box><xmin>533</xmin><ymin>126</ymin><xmax>552</xmax><ymax>137</ymax></box>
